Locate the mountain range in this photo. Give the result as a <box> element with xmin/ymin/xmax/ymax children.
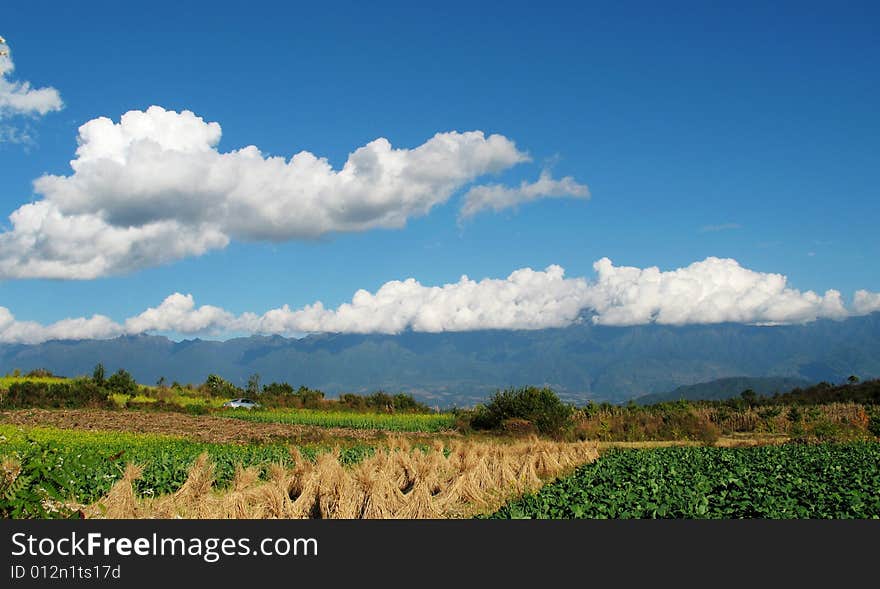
<box><xmin>633</xmin><ymin>376</ymin><xmax>814</xmax><ymax>405</ymax></box>
<box><xmin>2</xmin><ymin>312</ymin><xmax>878</xmax><ymax>406</ymax></box>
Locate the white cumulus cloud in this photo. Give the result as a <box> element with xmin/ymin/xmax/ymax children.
<box><xmin>853</xmin><ymin>290</ymin><xmax>880</xmax><ymax>315</ymax></box>
<box><xmin>124</xmin><ymin>293</ymin><xmax>234</xmax><ymax>334</ymax></box>
<box><xmin>459</xmin><ymin>169</ymin><xmax>589</xmax><ymax>220</ymax></box>
<box><xmin>0</xmin><ymin>41</ymin><xmax>63</xmax><ymax>119</ymax></box>
<box><xmin>1</xmin><ymin>257</ymin><xmax>877</xmax><ymax>344</ymax></box>
<box><xmin>235</xmin><ymin>265</ymin><xmax>590</xmax><ymax>335</ymax></box>
<box><xmin>0</xmin><ymin>307</ymin><xmax>120</xmax><ymax>345</ymax></box>
<box><xmin>583</xmin><ymin>257</ymin><xmax>850</xmax><ymax>326</ymax></box>
<box><xmin>0</xmin><ymin>106</ymin><xmax>531</xmax><ymax>279</ymax></box>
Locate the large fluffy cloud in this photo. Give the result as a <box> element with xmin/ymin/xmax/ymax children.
<box><xmin>853</xmin><ymin>290</ymin><xmax>880</xmax><ymax>315</ymax></box>
<box><xmin>0</xmin><ymin>106</ymin><xmax>531</xmax><ymax>279</ymax></box>
<box><xmin>0</xmin><ymin>307</ymin><xmax>120</xmax><ymax>345</ymax></box>
<box><xmin>583</xmin><ymin>257</ymin><xmax>849</xmax><ymax>326</ymax></box>
<box><xmin>236</xmin><ymin>265</ymin><xmax>590</xmax><ymax>334</ymax></box>
<box><xmin>1</xmin><ymin>257</ymin><xmax>877</xmax><ymax>344</ymax></box>
<box><xmin>459</xmin><ymin>169</ymin><xmax>589</xmax><ymax>220</ymax></box>
<box><xmin>0</xmin><ymin>42</ymin><xmax>63</xmax><ymax>118</ymax></box>
<box><xmin>124</xmin><ymin>293</ymin><xmax>234</xmax><ymax>334</ymax></box>
<box><xmin>0</xmin><ymin>201</ymin><xmax>230</xmax><ymax>280</ymax></box>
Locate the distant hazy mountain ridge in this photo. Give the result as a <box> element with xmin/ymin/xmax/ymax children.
<box><xmin>1</xmin><ymin>312</ymin><xmax>878</xmax><ymax>406</ymax></box>
<box><xmin>634</xmin><ymin>376</ymin><xmax>814</xmax><ymax>404</ymax></box>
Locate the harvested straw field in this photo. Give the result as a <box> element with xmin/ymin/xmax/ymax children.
<box><xmin>84</xmin><ymin>438</ymin><xmax>599</xmax><ymax>519</ymax></box>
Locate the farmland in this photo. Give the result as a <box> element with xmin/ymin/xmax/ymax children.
<box><xmin>489</xmin><ymin>443</ymin><xmax>880</xmax><ymax>519</ymax></box>
<box><xmin>0</xmin><ymin>408</ymin><xmax>418</xmax><ymax>443</ymax></box>
<box><xmin>223</xmin><ymin>407</ymin><xmax>457</xmax><ymax>432</ymax></box>
<box><xmin>0</xmin><ymin>424</ymin><xmax>377</xmax><ymax>517</ymax></box>
<box><xmin>0</xmin><ymin>423</ymin><xmax>597</xmax><ymax>519</ymax></box>
<box><xmin>1</xmin><ymin>373</ymin><xmax>879</xmax><ymax>519</ymax></box>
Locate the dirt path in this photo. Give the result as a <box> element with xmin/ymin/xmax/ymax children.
<box><xmin>0</xmin><ymin>409</ymin><xmax>449</xmax><ymax>444</ymax></box>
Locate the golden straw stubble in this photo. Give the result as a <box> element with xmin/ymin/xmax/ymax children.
<box><xmin>85</xmin><ymin>437</ymin><xmax>599</xmax><ymax>519</ymax></box>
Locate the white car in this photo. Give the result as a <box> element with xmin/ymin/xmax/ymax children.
<box><xmin>222</xmin><ymin>398</ymin><xmax>261</xmax><ymax>409</ymax></box>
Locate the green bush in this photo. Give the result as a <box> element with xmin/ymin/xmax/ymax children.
<box><xmin>869</xmin><ymin>411</ymin><xmax>880</xmax><ymax>438</ymax></box>
<box><xmin>390</xmin><ymin>393</ymin><xmax>431</xmax><ymax>413</ymax></box>
<box><xmin>809</xmin><ymin>419</ymin><xmax>841</xmax><ymax>442</ymax></box>
<box><xmin>295</xmin><ymin>386</ymin><xmax>325</xmax><ymax>408</ymax></box>
<box><xmin>105</xmin><ymin>369</ymin><xmax>139</xmax><ymax>396</ymax></box>
<box><xmin>337</xmin><ymin>391</ymin><xmax>430</xmax><ymax>413</ymax></box>
<box><xmin>262</xmin><ymin>382</ymin><xmax>295</xmax><ymax>397</ymax></box>
<box><xmin>471</xmin><ymin>386</ymin><xmax>574</xmax><ymax>437</ymax></box>
<box><xmin>0</xmin><ymin>380</ymin><xmax>112</xmax><ymax>409</ymax></box>
<box><xmin>0</xmin><ymin>439</ymin><xmax>87</xmax><ymax>518</ymax></box>
<box><xmin>183</xmin><ymin>404</ymin><xmax>208</xmax><ymax>416</ymax></box>
<box><xmin>202</xmin><ymin>374</ymin><xmax>240</xmax><ymax>398</ymax></box>
<box><xmin>258</xmin><ymin>385</ymin><xmax>325</xmax><ymax>409</ymax></box>
<box><xmin>126</xmin><ymin>399</ymin><xmax>207</xmax><ymax>416</ymax></box>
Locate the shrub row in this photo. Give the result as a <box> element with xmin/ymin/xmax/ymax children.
<box><xmin>0</xmin><ymin>381</ymin><xmax>114</xmax><ymax>410</ymax></box>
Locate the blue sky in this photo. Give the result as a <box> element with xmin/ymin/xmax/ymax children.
<box><xmin>0</xmin><ymin>0</ymin><xmax>878</xmax><ymax>340</ymax></box>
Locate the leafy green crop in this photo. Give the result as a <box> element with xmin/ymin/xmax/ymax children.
<box><xmin>488</xmin><ymin>443</ymin><xmax>880</xmax><ymax>519</ymax></box>
<box><xmin>222</xmin><ymin>407</ymin><xmax>456</xmax><ymax>432</ymax></box>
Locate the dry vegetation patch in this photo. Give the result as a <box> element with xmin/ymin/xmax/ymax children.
<box><xmin>84</xmin><ymin>438</ymin><xmax>599</xmax><ymax>519</ymax></box>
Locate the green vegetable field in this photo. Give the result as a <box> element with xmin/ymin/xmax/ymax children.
<box><xmin>0</xmin><ymin>425</ymin><xmax>373</xmax><ymax>518</ymax></box>
<box><xmin>221</xmin><ymin>407</ymin><xmax>457</xmax><ymax>432</ymax></box>
<box><xmin>489</xmin><ymin>443</ymin><xmax>880</xmax><ymax>519</ymax></box>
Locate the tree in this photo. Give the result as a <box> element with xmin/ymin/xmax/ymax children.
<box><xmin>106</xmin><ymin>369</ymin><xmax>138</xmax><ymax>396</ymax></box>
<box><xmin>246</xmin><ymin>373</ymin><xmax>261</xmax><ymax>396</ymax></box>
<box><xmin>92</xmin><ymin>363</ymin><xmax>105</xmax><ymax>385</ymax></box>
<box><xmin>263</xmin><ymin>382</ymin><xmax>294</xmax><ymax>396</ymax></box>
<box><xmin>294</xmin><ymin>386</ymin><xmax>324</xmax><ymax>408</ymax></box>
<box><xmin>203</xmin><ymin>374</ymin><xmax>238</xmax><ymax>397</ymax></box>
<box><xmin>847</xmin><ymin>375</ymin><xmax>860</xmax><ymax>385</ymax></box>
<box><xmin>156</xmin><ymin>376</ymin><xmax>167</xmax><ymax>388</ymax></box>
<box><xmin>740</xmin><ymin>389</ymin><xmax>757</xmax><ymax>405</ymax></box>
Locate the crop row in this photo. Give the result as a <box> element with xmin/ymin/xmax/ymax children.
<box><xmin>222</xmin><ymin>408</ymin><xmax>457</xmax><ymax>432</ymax></box>
<box><xmin>489</xmin><ymin>442</ymin><xmax>880</xmax><ymax>518</ymax></box>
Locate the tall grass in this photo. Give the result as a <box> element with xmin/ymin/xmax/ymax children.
<box><xmin>573</xmin><ymin>401</ymin><xmax>875</xmax><ymax>442</ymax></box>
